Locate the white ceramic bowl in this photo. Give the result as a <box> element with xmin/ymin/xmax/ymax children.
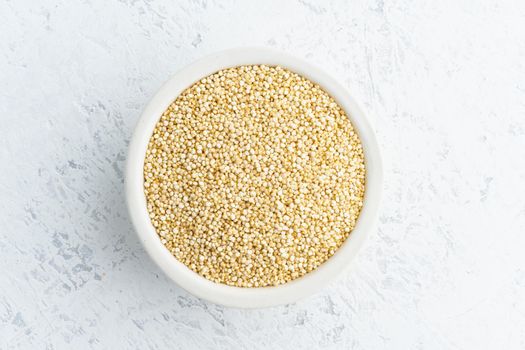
<box><xmin>126</xmin><ymin>48</ymin><xmax>382</xmax><ymax>308</ymax></box>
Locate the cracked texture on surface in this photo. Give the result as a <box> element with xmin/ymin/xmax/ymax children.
<box><xmin>1</xmin><ymin>0</ymin><xmax>525</xmax><ymax>349</ymax></box>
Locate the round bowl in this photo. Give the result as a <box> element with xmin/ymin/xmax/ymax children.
<box><xmin>126</xmin><ymin>48</ymin><xmax>382</xmax><ymax>308</ymax></box>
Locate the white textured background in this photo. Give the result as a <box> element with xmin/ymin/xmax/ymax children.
<box><xmin>1</xmin><ymin>0</ymin><xmax>525</xmax><ymax>349</ymax></box>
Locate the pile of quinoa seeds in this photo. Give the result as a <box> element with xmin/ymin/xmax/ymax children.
<box><xmin>144</xmin><ymin>65</ymin><xmax>365</xmax><ymax>288</ymax></box>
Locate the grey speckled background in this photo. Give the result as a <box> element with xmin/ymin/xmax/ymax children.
<box><xmin>1</xmin><ymin>0</ymin><xmax>525</xmax><ymax>349</ymax></box>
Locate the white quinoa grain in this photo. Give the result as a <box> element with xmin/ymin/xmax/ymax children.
<box><xmin>144</xmin><ymin>65</ymin><xmax>365</xmax><ymax>287</ymax></box>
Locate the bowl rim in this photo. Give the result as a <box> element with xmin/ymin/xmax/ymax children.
<box><xmin>125</xmin><ymin>47</ymin><xmax>382</xmax><ymax>308</ymax></box>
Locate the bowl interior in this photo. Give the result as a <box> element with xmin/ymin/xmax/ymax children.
<box><xmin>125</xmin><ymin>48</ymin><xmax>382</xmax><ymax>308</ymax></box>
